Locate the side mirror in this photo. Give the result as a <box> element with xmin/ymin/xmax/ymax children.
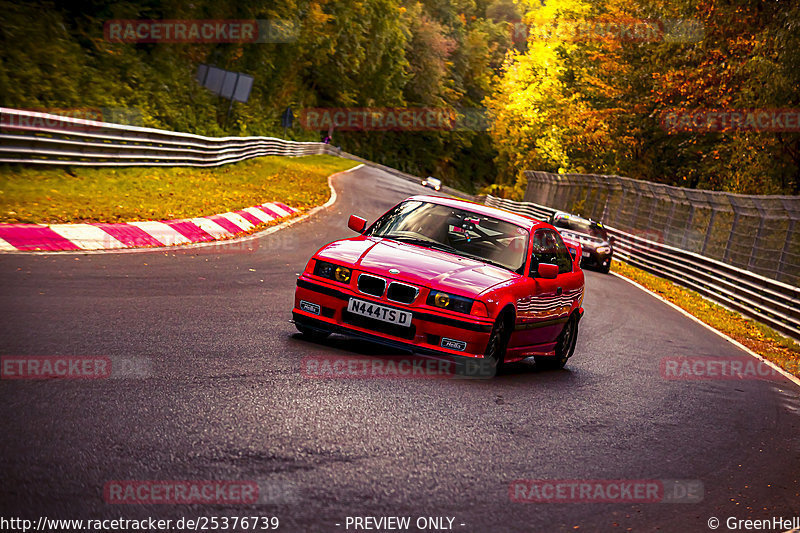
<box><xmin>348</xmin><ymin>215</ymin><xmax>367</xmax><ymax>233</ymax></box>
<box><xmin>537</xmin><ymin>263</ymin><xmax>559</xmax><ymax>279</ymax></box>
<box><xmin>608</xmin><ymin>235</ymin><xmax>616</xmax><ymax>245</ymax></box>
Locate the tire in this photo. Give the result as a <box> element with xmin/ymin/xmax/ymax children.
<box><xmin>600</xmin><ymin>263</ymin><xmax>611</xmax><ymax>274</ymax></box>
<box><xmin>481</xmin><ymin>313</ymin><xmax>511</xmax><ymax>377</ymax></box>
<box><xmin>535</xmin><ymin>314</ymin><xmax>578</xmax><ymax>370</ymax></box>
<box><xmin>296</xmin><ymin>324</ymin><xmax>331</xmax><ymax>341</ymax></box>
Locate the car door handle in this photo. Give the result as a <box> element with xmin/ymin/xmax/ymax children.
<box><xmin>556</xmin><ymin>287</ymin><xmax>563</xmax><ymax>296</ymax></box>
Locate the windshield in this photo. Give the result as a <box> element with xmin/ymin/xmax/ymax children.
<box><xmin>366</xmin><ymin>201</ymin><xmax>529</xmax><ymax>273</ymax></box>
<box><xmin>553</xmin><ymin>216</ymin><xmax>608</xmax><ymax>240</ymax></box>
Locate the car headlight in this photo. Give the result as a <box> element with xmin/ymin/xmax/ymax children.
<box><xmin>427</xmin><ymin>291</ymin><xmax>474</xmax><ymax>314</ymax></box>
<box><xmin>596</xmin><ymin>246</ymin><xmax>612</xmax><ymax>254</ymax></box>
<box><xmin>313</xmin><ymin>260</ymin><xmax>352</xmax><ymax>284</ymax></box>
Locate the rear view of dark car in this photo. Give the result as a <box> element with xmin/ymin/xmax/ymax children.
<box><xmin>550</xmin><ymin>212</ymin><xmax>614</xmax><ymax>273</ymax></box>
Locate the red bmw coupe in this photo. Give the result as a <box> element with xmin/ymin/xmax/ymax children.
<box><xmin>292</xmin><ymin>195</ymin><xmax>585</xmax><ymax>374</ymax></box>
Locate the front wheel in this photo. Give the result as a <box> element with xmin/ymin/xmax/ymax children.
<box><xmin>535</xmin><ymin>314</ymin><xmax>578</xmax><ymax>370</ymax></box>
<box><xmin>481</xmin><ymin>314</ymin><xmax>511</xmax><ymax>377</ymax></box>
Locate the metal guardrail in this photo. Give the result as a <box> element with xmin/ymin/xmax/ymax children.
<box><xmin>0</xmin><ymin>107</ymin><xmax>327</xmax><ymax>165</ymax></box>
<box><xmin>0</xmin><ymin>107</ymin><xmax>473</xmax><ymax>199</ymax></box>
<box><xmin>486</xmin><ymin>195</ymin><xmax>800</xmax><ymax>341</ymax></box>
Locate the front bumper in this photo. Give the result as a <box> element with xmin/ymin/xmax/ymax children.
<box><xmin>581</xmin><ymin>250</ymin><xmax>613</xmax><ymax>270</ymax></box>
<box><xmin>293</xmin><ymin>277</ymin><xmax>494</xmax><ymax>359</ymax></box>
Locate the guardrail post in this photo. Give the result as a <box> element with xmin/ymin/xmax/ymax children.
<box><xmin>778</xmin><ymin>218</ymin><xmax>796</xmax><ymax>283</ymax></box>
<box><xmin>664</xmin><ymin>199</ymin><xmax>678</xmax><ymax>246</ymax></box>
<box><xmin>682</xmin><ymin>204</ymin><xmax>695</xmax><ymax>250</ymax></box>
<box><xmin>613</xmin><ymin>188</ymin><xmax>627</xmax><ymax>228</ymax></box>
<box><xmin>723</xmin><ymin>211</ymin><xmax>739</xmax><ymax>264</ymax></box>
<box><xmin>748</xmin><ymin>203</ymin><xmax>767</xmax><ymax>271</ymax></box>
<box><xmin>646</xmin><ymin>184</ymin><xmax>658</xmax><ymax>230</ymax></box>
<box><xmin>701</xmin><ymin>207</ymin><xmax>717</xmax><ymax>255</ymax></box>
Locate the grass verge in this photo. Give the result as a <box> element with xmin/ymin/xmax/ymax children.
<box><xmin>0</xmin><ymin>155</ymin><xmax>357</xmax><ymax>224</ymax></box>
<box><xmin>611</xmin><ymin>260</ymin><xmax>800</xmax><ymax>379</ymax></box>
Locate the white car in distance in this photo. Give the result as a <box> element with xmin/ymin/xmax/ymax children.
<box><xmin>421</xmin><ymin>177</ymin><xmax>442</xmax><ymax>191</ymax></box>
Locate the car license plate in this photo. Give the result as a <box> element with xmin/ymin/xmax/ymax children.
<box><xmin>347</xmin><ymin>298</ymin><xmax>412</xmax><ymax>327</ymax></box>
<box><xmin>582</xmin><ymin>251</ymin><xmax>591</xmax><ymax>258</ymax></box>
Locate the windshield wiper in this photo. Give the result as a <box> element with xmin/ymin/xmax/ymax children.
<box><xmin>381</xmin><ymin>235</ymin><xmax>458</xmax><ymax>254</ymax></box>
<box><xmin>451</xmin><ymin>250</ymin><xmax>512</xmax><ymax>271</ymax></box>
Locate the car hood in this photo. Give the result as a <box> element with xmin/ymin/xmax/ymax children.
<box><xmin>315</xmin><ymin>237</ymin><xmax>517</xmax><ymax>296</ymax></box>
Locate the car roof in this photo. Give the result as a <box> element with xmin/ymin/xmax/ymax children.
<box><xmin>407</xmin><ymin>195</ymin><xmax>544</xmax><ymax>230</ymax></box>
<box><xmin>554</xmin><ymin>211</ymin><xmax>603</xmax><ymax>227</ymax></box>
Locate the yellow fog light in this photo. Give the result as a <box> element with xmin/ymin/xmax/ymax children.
<box><xmin>334</xmin><ymin>266</ymin><xmax>351</xmax><ymax>283</ymax></box>
<box><xmin>434</xmin><ymin>292</ymin><xmax>450</xmax><ymax>308</ymax></box>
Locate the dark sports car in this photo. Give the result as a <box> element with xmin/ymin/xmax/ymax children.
<box><xmin>550</xmin><ymin>211</ymin><xmax>614</xmax><ymax>274</ymax></box>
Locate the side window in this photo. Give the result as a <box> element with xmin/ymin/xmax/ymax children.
<box><xmin>551</xmin><ymin>232</ymin><xmax>573</xmax><ymax>274</ymax></box>
<box><xmin>530</xmin><ymin>229</ymin><xmax>572</xmax><ymax>276</ymax></box>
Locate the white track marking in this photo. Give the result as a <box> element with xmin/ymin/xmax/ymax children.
<box><xmin>262</xmin><ymin>203</ymin><xmax>293</xmax><ymax>217</ymax></box>
<box><xmin>0</xmin><ymin>236</ymin><xmax>16</xmax><ymax>251</ymax></box>
<box><xmin>610</xmin><ymin>271</ymin><xmax>800</xmax><ymax>389</ymax></box>
<box><xmin>190</xmin><ymin>218</ymin><xmax>233</xmax><ymax>239</ymax></box>
<box><xmin>218</xmin><ymin>212</ymin><xmax>254</xmax><ymax>231</ymax></box>
<box><xmin>242</xmin><ymin>207</ymin><xmax>276</xmax><ymax>223</ymax></box>
<box><xmin>48</xmin><ymin>224</ymin><xmax>125</xmax><ymax>250</ymax></box>
<box><xmin>127</xmin><ymin>221</ymin><xmax>191</xmax><ymax>246</ymax></box>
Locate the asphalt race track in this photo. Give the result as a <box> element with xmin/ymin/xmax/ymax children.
<box><xmin>1</xmin><ymin>166</ymin><xmax>798</xmax><ymax>532</ymax></box>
